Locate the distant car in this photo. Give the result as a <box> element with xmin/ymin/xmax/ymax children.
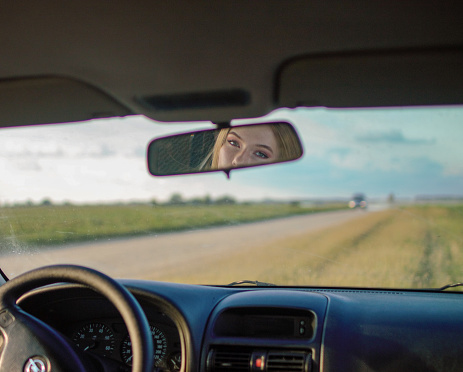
<box><xmin>349</xmin><ymin>193</ymin><xmax>367</xmax><ymax>209</ymax></box>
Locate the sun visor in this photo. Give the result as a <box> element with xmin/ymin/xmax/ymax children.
<box><xmin>0</xmin><ymin>76</ymin><xmax>133</xmax><ymax>128</ymax></box>
<box><xmin>277</xmin><ymin>49</ymin><xmax>463</xmax><ymax>108</ymax></box>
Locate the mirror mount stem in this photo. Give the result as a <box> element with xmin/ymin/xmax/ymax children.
<box><xmin>215</xmin><ymin>121</ymin><xmax>231</xmax><ymax>129</ymax></box>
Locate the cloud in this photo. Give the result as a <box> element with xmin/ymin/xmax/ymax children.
<box><xmin>0</xmin><ymin>144</ymin><xmax>117</xmax><ymax>159</ymax></box>
<box><xmin>327</xmin><ymin>148</ymin><xmax>352</xmax><ymax>157</ymax></box>
<box><xmin>132</xmin><ymin>146</ymin><xmax>146</xmax><ymax>158</ymax></box>
<box><xmin>406</xmin><ymin>157</ymin><xmax>443</xmax><ymax>174</ymax></box>
<box><xmin>356</xmin><ymin>130</ymin><xmax>436</xmax><ymax>145</ymax></box>
<box><xmin>12</xmin><ymin>159</ymin><xmax>42</xmax><ymax>171</ymax></box>
<box><xmin>0</xmin><ymin>146</ymin><xmax>66</xmax><ymax>159</ymax></box>
<box><xmin>289</xmin><ymin>155</ymin><xmax>463</xmax><ymax>198</ymax></box>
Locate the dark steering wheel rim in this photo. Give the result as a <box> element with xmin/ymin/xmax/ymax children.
<box><xmin>0</xmin><ymin>264</ymin><xmax>154</xmax><ymax>372</ymax></box>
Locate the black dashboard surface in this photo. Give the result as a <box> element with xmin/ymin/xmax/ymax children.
<box><xmin>18</xmin><ymin>281</ymin><xmax>463</xmax><ymax>372</ymax></box>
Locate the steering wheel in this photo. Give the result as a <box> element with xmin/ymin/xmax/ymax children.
<box><xmin>0</xmin><ymin>265</ymin><xmax>154</xmax><ymax>372</ymax></box>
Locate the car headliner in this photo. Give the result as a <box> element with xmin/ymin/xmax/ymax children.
<box><xmin>1</xmin><ymin>1</ymin><xmax>462</xmax><ymax>126</ymax></box>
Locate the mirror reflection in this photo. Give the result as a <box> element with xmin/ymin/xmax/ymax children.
<box><xmin>148</xmin><ymin>122</ymin><xmax>303</xmax><ymax>176</ymax></box>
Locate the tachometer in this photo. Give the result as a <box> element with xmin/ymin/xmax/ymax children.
<box><xmin>121</xmin><ymin>325</ymin><xmax>167</xmax><ymax>366</ymax></box>
<box><xmin>72</xmin><ymin>323</ymin><xmax>115</xmax><ymax>357</ymax></box>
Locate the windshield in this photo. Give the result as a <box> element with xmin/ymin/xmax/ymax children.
<box><xmin>1</xmin><ymin>106</ymin><xmax>462</xmax><ymax>288</ymax></box>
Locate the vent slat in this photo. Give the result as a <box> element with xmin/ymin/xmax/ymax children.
<box><xmin>210</xmin><ymin>349</ymin><xmax>251</xmax><ymax>372</ymax></box>
<box><xmin>208</xmin><ymin>348</ymin><xmax>310</xmax><ymax>372</ymax></box>
<box><xmin>267</xmin><ymin>352</ymin><xmax>307</xmax><ymax>372</ymax></box>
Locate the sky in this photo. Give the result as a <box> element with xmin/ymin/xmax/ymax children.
<box><xmin>1</xmin><ymin>106</ymin><xmax>462</xmax><ymax>204</ymax></box>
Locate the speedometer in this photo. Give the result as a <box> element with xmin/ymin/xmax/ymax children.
<box><xmin>121</xmin><ymin>325</ymin><xmax>168</xmax><ymax>366</ymax></box>
<box><xmin>72</xmin><ymin>323</ymin><xmax>115</xmax><ymax>357</ymax></box>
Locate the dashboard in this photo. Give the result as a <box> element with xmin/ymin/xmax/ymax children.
<box><xmin>17</xmin><ymin>280</ymin><xmax>463</xmax><ymax>372</ymax></box>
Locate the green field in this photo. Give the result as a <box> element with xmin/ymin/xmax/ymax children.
<box><xmin>1</xmin><ymin>203</ymin><xmax>462</xmax><ymax>289</ymax></box>
<box><xmin>165</xmin><ymin>204</ymin><xmax>463</xmax><ymax>289</ymax></box>
<box><xmin>0</xmin><ymin>203</ymin><xmax>345</xmax><ymax>249</ymax></box>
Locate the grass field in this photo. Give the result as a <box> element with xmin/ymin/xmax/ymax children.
<box><xmin>2</xmin><ymin>203</ymin><xmax>462</xmax><ymax>289</ymax></box>
<box><xmin>165</xmin><ymin>205</ymin><xmax>463</xmax><ymax>289</ymax></box>
<box><xmin>0</xmin><ymin>203</ymin><xmax>345</xmax><ymax>249</ymax></box>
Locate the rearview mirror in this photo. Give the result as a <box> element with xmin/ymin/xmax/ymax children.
<box><xmin>147</xmin><ymin>122</ymin><xmax>303</xmax><ymax>176</ymax></box>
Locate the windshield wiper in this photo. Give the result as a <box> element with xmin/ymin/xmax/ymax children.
<box><xmin>227</xmin><ymin>280</ymin><xmax>276</xmax><ymax>287</ymax></box>
<box><xmin>438</xmin><ymin>282</ymin><xmax>463</xmax><ymax>291</ymax></box>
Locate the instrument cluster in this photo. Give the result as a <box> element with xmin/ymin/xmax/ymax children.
<box><xmin>70</xmin><ymin>317</ymin><xmax>181</xmax><ymax>371</ymax></box>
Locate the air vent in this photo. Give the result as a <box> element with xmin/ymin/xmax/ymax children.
<box><xmin>207</xmin><ymin>348</ymin><xmax>311</xmax><ymax>372</ymax></box>
<box><xmin>207</xmin><ymin>348</ymin><xmax>252</xmax><ymax>372</ymax></box>
<box><xmin>267</xmin><ymin>351</ymin><xmax>311</xmax><ymax>371</ymax></box>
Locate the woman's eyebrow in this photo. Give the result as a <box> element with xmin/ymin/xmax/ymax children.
<box><xmin>229</xmin><ymin>131</ymin><xmax>242</xmax><ymax>139</ymax></box>
<box><xmin>256</xmin><ymin>144</ymin><xmax>274</xmax><ymax>153</ymax></box>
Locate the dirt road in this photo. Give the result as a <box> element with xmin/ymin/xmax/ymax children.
<box><xmin>1</xmin><ymin>209</ymin><xmax>370</xmax><ymax>280</ymax></box>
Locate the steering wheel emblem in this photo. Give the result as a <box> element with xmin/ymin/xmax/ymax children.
<box><xmin>24</xmin><ymin>357</ymin><xmax>48</xmax><ymax>372</ymax></box>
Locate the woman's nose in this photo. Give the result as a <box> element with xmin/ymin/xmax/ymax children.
<box><xmin>232</xmin><ymin>149</ymin><xmax>250</xmax><ymax>167</ymax></box>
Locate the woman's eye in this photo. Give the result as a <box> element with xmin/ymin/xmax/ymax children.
<box><xmin>255</xmin><ymin>151</ymin><xmax>269</xmax><ymax>159</ymax></box>
<box><xmin>228</xmin><ymin>140</ymin><xmax>240</xmax><ymax>148</ymax></box>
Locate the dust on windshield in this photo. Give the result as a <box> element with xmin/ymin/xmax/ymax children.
<box><xmin>1</xmin><ymin>107</ymin><xmax>462</xmax><ymax>288</ymax></box>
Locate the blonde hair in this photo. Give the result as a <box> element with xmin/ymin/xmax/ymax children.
<box><xmin>201</xmin><ymin>123</ymin><xmax>302</xmax><ymax>170</ymax></box>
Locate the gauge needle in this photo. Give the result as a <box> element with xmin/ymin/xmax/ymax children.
<box><xmin>170</xmin><ymin>358</ymin><xmax>179</xmax><ymax>368</ymax></box>
<box><xmin>84</xmin><ymin>342</ymin><xmax>96</xmax><ymax>351</ymax></box>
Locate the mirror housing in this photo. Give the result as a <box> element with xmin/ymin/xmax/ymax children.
<box><xmin>147</xmin><ymin>122</ymin><xmax>303</xmax><ymax>176</ymax></box>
